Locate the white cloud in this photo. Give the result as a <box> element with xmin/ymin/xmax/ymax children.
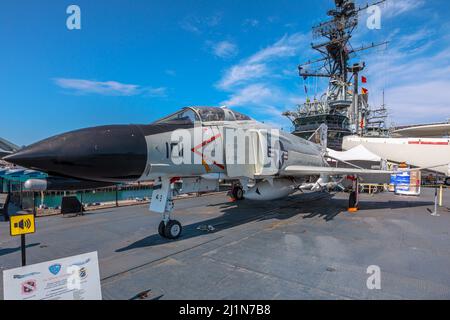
<box><xmin>215</xmin><ymin>32</ymin><xmax>309</xmax><ymax>127</ymax></box>
<box><xmin>217</xmin><ymin>32</ymin><xmax>307</xmax><ymax>90</ymax></box>
<box><xmin>247</xmin><ymin>33</ymin><xmax>306</xmax><ymax>64</ymax></box>
<box><xmin>243</xmin><ymin>19</ymin><xmax>259</xmax><ymax>27</ymax></box>
<box><xmin>54</xmin><ymin>78</ymin><xmax>167</xmax><ymax>97</ymax></box>
<box><xmin>206</xmin><ymin>14</ymin><xmax>222</xmax><ymax>27</ymax></box>
<box><xmin>387</xmin><ymin>81</ymin><xmax>450</xmax><ymax>125</ymax></box>
<box><xmin>180</xmin><ymin>14</ymin><xmax>222</xmax><ymax>34</ymax></box>
<box><xmin>212</xmin><ymin>40</ymin><xmax>238</xmax><ymax>59</ymax></box>
<box><xmin>222</xmin><ymin>83</ymin><xmax>301</xmax><ymax>115</ymax></box>
<box><xmin>354</xmin><ymin>1</ymin><xmax>425</xmax><ymax>44</ymax></box>
<box><xmin>180</xmin><ymin>18</ymin><xmax>201</xmax><ymax>34</ymax></box>
<box><xmin>360</xmin><ymin>26</ymin><xmax>450</xmax><ymax>125</ymax></box>
<box><xmin>214</xmin><ymin>1</ymin><xmax>448</xmax><ymax>129</ymax></box>
<box><xmin>218</xmin><ymin>64</ymin><xmax>269</xmax><ymax>89</ymax></box>
<box><xmin>143</xmin><ymin>87</ymin><xmax>168</xmax><ymax>98</ymax></box>
<box><xmin>221</xmin><ymin>83</ymin><xmax>300</xmax><ymax>130</ymax></box>
<box><xmin>223</xmin><ymin>83</ymin><xmax>275</xmax><ymax>106</ymax></box>
<box><xmin>382</xmin><ymin>0</ymin><xmax>425</xmax><ymax>18</ymax></box>
<box><xmin>165</xmin><ymin>69</ymin><xmax>176</xmax><ymax>76</ymax></box>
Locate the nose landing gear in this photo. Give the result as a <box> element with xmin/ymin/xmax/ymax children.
<box><xmin>151</xmin><ymin>178</ymin><xmax>183</xmax><ymax>239</ymax></box>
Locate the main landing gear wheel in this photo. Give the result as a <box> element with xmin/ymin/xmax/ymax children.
<box><xmin>232</xmin><ymin>186</ymin><xmax>244</xmax><ymax>200</ymax></box>
<box><xmin>164</xmin><ymin>220</ymin><xmax>182</xmax><ymax>239</ymax></box>
<box><xmin>445</xmin><ymin>177</ymin><xmax>450</xmax><ymax>187</ymax></box>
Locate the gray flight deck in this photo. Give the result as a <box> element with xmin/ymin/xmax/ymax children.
<box><xmin>1</xmin><ymin>189</ymin><xmax>450</xmax><ymax>300</ymax></box>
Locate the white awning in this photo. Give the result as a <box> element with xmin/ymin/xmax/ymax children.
<box><xmin>327</xmin><ymin>145</ymin><xmax>382</xmax><ymax>162</ymax></box>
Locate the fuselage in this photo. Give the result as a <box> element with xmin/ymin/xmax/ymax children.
<box><xmin>4</xmin><ymin>107</ymin><xmax>328</xmax><ymax>183</ymax></box>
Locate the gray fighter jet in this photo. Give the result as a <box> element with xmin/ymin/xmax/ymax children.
<box><xmin>4</xmin><ymin>106</ymin><xmax>394</xmax><ymax>239</ymax></box>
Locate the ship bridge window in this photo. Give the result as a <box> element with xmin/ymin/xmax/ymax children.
<box><xmin>154</xmin><ymin>109</ymin><xmax>199</xmax><ymax>125</ymax></box>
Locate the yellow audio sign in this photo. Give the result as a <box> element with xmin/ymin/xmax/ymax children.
<box><xmin>10</xmin><ymin>214</ymin><xmax>35</xmax><ymax>236</ymax></box>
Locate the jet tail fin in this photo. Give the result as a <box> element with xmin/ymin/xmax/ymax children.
<box><xmin>308</xmin><ymin>124</ymin><xmax>328</xmax><ymax>151</ymax></box>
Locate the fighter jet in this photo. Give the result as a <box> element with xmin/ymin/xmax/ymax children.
<box><xmin>0</xmin><ymin>137</ymin><xmax>20</xmax><ymax>158</ymax></box>
<box><xmin>4</xmin><ymin>106</ymin><xmax>395</xmax><ymax>239</ymax></box>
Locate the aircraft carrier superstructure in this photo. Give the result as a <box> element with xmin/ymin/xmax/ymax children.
<box><xmin>283</xmin><ymin>0</ymin><xmax>388</xmax><ymax>150</ymax></box>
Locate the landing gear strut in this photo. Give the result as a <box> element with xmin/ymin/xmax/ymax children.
<box><xmin>348</xmin><ymin>176</ymin><xmax>359</xmax><ymax>212</ymax></box>
<box><xmin>349</xmin><ymin>191</ymin><xmax>357</xmax><ymax>208</ymax></box>
<box><xmin>151</xmin><ymin>178</ymin><xmax>183</xmax><ymax>239</ymax></box>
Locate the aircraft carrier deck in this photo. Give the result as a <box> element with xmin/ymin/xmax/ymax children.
<box><xmin>1</xmin><ymin>189</ymin><xmax>450</xmax><ymax>300</ymax></box>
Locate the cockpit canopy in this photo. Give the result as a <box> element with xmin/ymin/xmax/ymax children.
<box><xmin>155</xmin><ymin>106</ymin><xmax>252</xmax><ymax>125</ymax></box>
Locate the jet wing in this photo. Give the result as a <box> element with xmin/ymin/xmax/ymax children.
<box><xmin>281</xmin><ymin>162</ymin><xmax>450</xmax><ymax>177</ymax></box>
<box><xmin>0</xmin><ymin>150</ymin><xmax>12</xmax><ymax>158</ymax></box>
<box><xmin>281</xmin><ymin>165</ymin><xmax>394</xmax><ymax>176</ymax></box>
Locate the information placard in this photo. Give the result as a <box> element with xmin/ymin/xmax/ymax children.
<box><xmin>3</xmin><ymin>251</ymin><xmax>102</xmax><ymax>300</ymax></box>
<box><xmin>9</xmin><ymin>214</ymin><xmax>35</xmax><ymax>236</ymax></box>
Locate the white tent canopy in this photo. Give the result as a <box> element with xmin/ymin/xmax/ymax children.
<box><xmin>327</xmin><ymin>145</ymin><xmax>382</xmax><ymax>162</ymax></box>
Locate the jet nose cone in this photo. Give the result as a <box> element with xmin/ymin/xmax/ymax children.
<box><xmin>4</xmin><ymin>125</ymin><xmax>148</xmax><ymax>182</ymax></box>
<box><xmin>4</xmin><ymin>146</ymin><xmax>54</xmax><ymax>168</ymax></box>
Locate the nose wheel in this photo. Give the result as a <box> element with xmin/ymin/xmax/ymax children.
<box><xmin>158</xmin><ymin>220</ymin><xmax>182</xmax><ymax>239</ymax></box>
<box><xmin>231</xmin><ymin>185</ymin><xmax>244</xmax><ymax>200</ymax></box>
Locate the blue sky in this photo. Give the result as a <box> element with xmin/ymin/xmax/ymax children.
<box><xmin>1</xmin><ymin>0</ymin><xmax>450</xmax><ymax>146</ymax></box>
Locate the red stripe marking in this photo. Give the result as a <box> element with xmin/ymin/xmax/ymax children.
<box><xmin>191</xmin><ymin>134</ymin><xmax>221</xmax><ymax>155</ymax></box>
<box><xmin>213</xmin><ymin>162</ymin><xmax>225</xmax><ymax>170</ymax></box>
<box><xmin>190</xmin><ymin>133</ymin><xmax>224</xmax><ymax>171</ymax></box>
<box><xmin>170</xmin><ymin>177</ymin><xmax>181</xmax><ymax>184</ymax></box>
<box><xmin>408</xmin><ymin>141</ymin><xmax>449</xmax><ymax>146</ymax></box>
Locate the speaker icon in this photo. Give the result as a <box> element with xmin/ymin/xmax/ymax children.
<box><xmin>14</xmin><ymin>218</ymin><xmax>32</xmax><ymax>230</ymax></box>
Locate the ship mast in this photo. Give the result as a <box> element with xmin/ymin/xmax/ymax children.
<box><xmin>284</xmin><ymin>0</ymin><xmax>388</xmax><ymax>136</ymax></box>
